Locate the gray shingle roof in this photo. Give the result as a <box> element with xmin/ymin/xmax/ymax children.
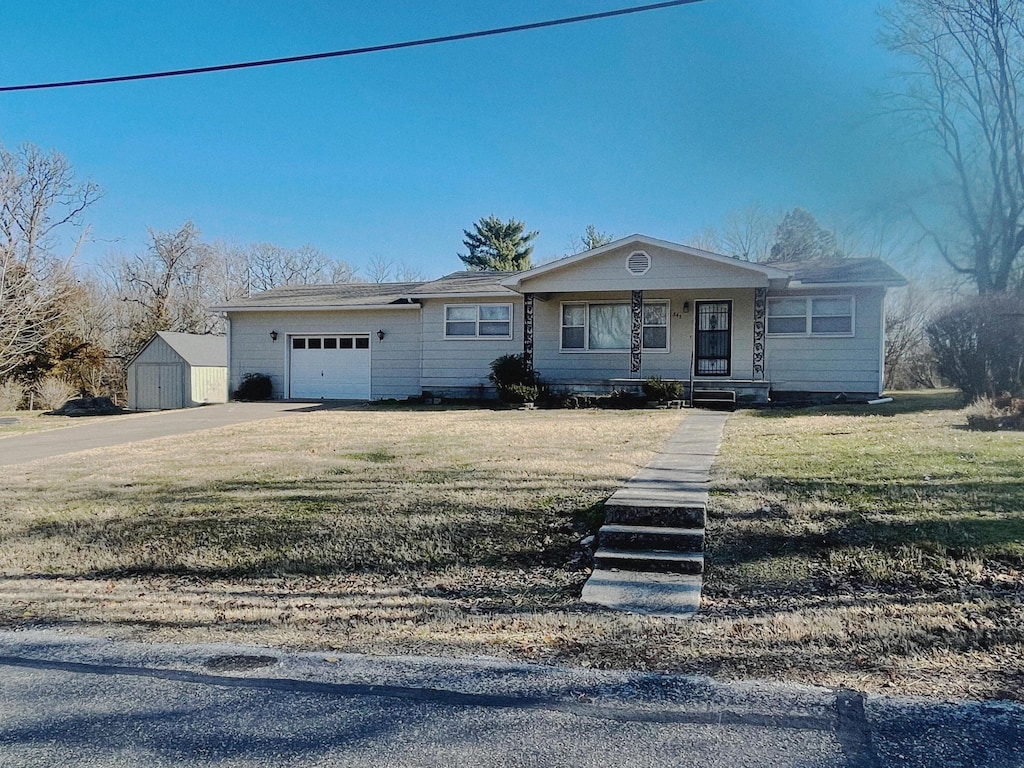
<box><xmin>212</xmin><ymin>272</ymin><xmax>516</xmax><ymax>310</ymax></box>
<box><xmin>409</xmin><ymin>271</ymin><xmax>516</xmax><ymax>296</ymax></box>
<box><xmin>772</xmin><ymin>258</ymin><xmax>907</xmax><ymax>286</ymax></box>
<box><xmin>156</xmin><ymin>332</ymin><xmax>226</xmax><ymax>367</ymax></box>
<box><xmin>211</xmin><ymin>257</ymin><xmax>905</xmax><ymax>313</ymax></box>
<box><xmin>212</xmin><ymin>282</ymin><xmax>422</xmax><ymax>310</ymax></box>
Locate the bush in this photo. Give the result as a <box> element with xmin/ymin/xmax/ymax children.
<box><xmin>36</xmin><ymin>377</ymin><xmax>77</xmax><ymax>410</ymax></box>
<box><xmin>488</xmin><ymin>354</ymin><xmax>540</xmax><ymax>403</ymax></box>
<box><xmin>603</xmin><ymin>389</ymin><xmax>644</xmax><ymax>409</ymax></box>
<box><xmin>962</xmin><ymin>395</ymin><xmax>1024</xmax><ymax>431</ymax></box>
<box><xmin>642</xmin><ymin>376</ymin><xmax>683</xmax><ymax>401</ymax></box>
<box><xmin>234</xmin><ymin>373</ymin><xmax>273</xmax><ymax>401</ymax></box>
<box><xmin>927</xmin><ymin>294</ymin><xmax>1024</xmax><ymax>401</ymax></box>
<box><xmin>0</xmin><ymin>379</ymin><xmax>25</xmax><ymax>411</ymax></box>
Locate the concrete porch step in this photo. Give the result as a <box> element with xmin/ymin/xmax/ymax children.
<box><xmin>603</xmin><ymin>503</ymin><xmax>706</xmax><ymax>529</ymax></box>
<box><xmin>592</xmin><ymin>547</ymin><xmax>705</xmax><ymax>575</ymax></box>
<box><xmin>598</xmin><ymin>524</ymin><xmax>704</xmax><ymax>552</ymax></box>
<box><xmin>580</xmin><ymin>569</ymin><xmax>702</xmax><ymax>617</ymax></box>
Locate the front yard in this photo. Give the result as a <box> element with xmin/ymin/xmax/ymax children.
<box><xmin>1</xmin><ymin>394</ymin><xmax>1020</xmax><ymax>701</ymax></box>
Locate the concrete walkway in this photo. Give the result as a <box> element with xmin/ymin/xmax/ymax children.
<box><xmin>0</xmin><ymin>402</ymin><xmax>331</xmax><ymax>467</ymax></box>
<box><xmin>581</xmin><ymin>409</ymin><xmax>729</xmax><ymax>617</ymax></box>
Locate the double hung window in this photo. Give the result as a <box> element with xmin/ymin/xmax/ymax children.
<box><xmin>560</xmin><ymin>301</ymin><xmax>669</xmax><ymax>351</ymax></box>
<box><xmin>444</xmin><ymin>304</ymin><xmax>512</xmax><ymax>338</ymax></box>
<box><xmin>767</xmin><ymin>296</ymin><xmax>854</xmax><ymax>336</ymax></box>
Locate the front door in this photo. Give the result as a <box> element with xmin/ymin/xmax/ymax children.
<box><xmin>694</xmin><ymin>301</ymin><xmax>732</xmax><ymax>376</ymax></box>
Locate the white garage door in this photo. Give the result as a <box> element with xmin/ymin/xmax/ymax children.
<box><xmin>289</xmin><ymin>335</ymin><xmax>370</xmax><ymax>400</ymax></box>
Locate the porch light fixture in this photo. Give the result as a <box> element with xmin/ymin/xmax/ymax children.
<box><xmin>376</xmin><ymin>329</ymin><xmax>386</xmax><ymax>341</ymax></box>
<box><xmin>683</xmin><ymin>302</ymin><xmax>690</xmax><ymax>313</ymax></box>
<box><xmin>269</xmin><ymin>330</ymin><xmax>279</xmax><ymax>342</ymax></box>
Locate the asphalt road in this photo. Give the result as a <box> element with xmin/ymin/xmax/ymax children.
<box><xmin>0</xmin><ymin>631</ymin><xmax>1020</xmax><ymax>767</ymax></box>
<box><xmin>0</xmin><ymin>402</ymin><xmax>335</xmax><ymax>466</ymax></box>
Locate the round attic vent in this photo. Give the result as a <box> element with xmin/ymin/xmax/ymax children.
<box><xmin>626</xmin><ymin>250</ymin><xmax>651</xmax><ymax>276</ymax></box>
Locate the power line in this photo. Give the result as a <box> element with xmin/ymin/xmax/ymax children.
<box><xmin>1</xmin><ymin>1</ymin><xmax>705</xmax><ymax>93</ymax></box>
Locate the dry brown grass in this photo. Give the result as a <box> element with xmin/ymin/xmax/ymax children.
<box><xmin>0</xmin><ymin>410</ymin><xmax>131</xmax><ymax>440</ymax></box>
<box><xmin>2</xmin><ymin>396</ymin><xmax>1021</xmax><ymax>702</ymax></box>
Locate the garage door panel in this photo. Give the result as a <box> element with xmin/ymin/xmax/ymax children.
<box><xmin>289</xmin><ymin>335</ymin><xmax>370</xmax><ymax>400</ymax></box>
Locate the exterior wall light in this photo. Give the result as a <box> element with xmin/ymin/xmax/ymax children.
<box><xmin>682</xmin><ymin>302</ymin><xmax>690</xmax><ymax>313</ymax></box>
<box><xmin>270</xmin><ymin>330</ymin><xmax>279</xmax><ymax>342</ymax></box>
<box><xmin>376</xmin><ymin>329</ymin><xmax>386</xmax><ymax>341</ymax></box>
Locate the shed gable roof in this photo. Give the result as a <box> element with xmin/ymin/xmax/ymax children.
<box><xmin>155</xmin><ymin>332</ymin><xmax>227</xmax><ymax>367</ymax></box>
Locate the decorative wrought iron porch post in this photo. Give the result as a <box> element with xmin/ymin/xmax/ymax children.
<box><xmin>523</xmin><ymin>293</ymin><xmax>534</xmax><ymax>373</ymax></box>
<box><xmin>753</xmin><ymin>287</ymin><xmax>766</xmax><ymax>380</ymax></box>
<box><xmin>630</xmin><ymin>290</ymin><xmax>643</xmax><ymax>377</ymax></box>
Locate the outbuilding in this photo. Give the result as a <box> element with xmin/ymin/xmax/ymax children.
<box><xmin>127</xmin><ymin>332</ymin><xmax>228</xmax><ymax>410</ymax></box>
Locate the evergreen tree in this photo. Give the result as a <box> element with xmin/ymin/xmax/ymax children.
<box><xmin>459</xmin><ymin>216</ymin><xmax>538</xmax><ymax>271</ymax></box>
<box><xmin>766</xmin><ymin>208</ymin><xmax>843</xmax><ymax>263</ymax></box>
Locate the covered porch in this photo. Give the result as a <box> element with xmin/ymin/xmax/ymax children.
<box><xmin>517</xmin><ymin>286</ymin><xmax>772</xmax><ymax>404</ymax></box>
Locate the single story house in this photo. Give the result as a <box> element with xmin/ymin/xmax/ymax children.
<box><xmin>212</xmin><ymin>235</ymin><xmax>906</xmax><ymax>404</ymax></box>
<box><xmin>127</xmin><ymin>331</ymin><xmax>228</xmax><ymax>410</ymax></box>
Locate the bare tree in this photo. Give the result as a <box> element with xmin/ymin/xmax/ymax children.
<box><xmin>0</xmin><ymin>143</ymin><xmax>100</xmax><ymax>380</ymax></box>
<box><xmin>366</xmin><ymin>254</ymin><xmax>395</xmax><ymax>283</ymax></box>
<box><xmin>882</xmin><ymin>0</ymin><xmax>1024</xmax><ymax>293</ymax></box>
<box><xmin>688</xmin><ymin>204</ymin><xmax>778</xmax><ymax>260</ymax></box>
<box><xmin>884</xmin><ymin>283</ymin><xmax>941</xmax><ymax>388</ymax></box>
<box><xmin>105</xmin><ymin>221</ymin><xmax>216</xmax><ymax>359</ymax></box>
<box><xmin>720</xmin><ymin>204</ymin><xmax>775</xmax><ymax>262</ymax></box>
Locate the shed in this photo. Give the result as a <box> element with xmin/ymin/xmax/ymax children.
<box><xmin>127</xmin><ymin>332</ymin><xmax>228</xmax><ymax>410</ymax></box>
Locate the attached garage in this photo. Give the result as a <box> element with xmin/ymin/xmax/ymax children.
<box><xmin>127</xmin><ymin>332</ymin><xmax>228</xmax><ymax>410</ymax></box>
<box><xmin>288</xmin><ymin>334</ymin><xmax>370</xmax><ymax>399</ymax></box>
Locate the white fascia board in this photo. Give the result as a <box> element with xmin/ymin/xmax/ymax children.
<box><xmin>785</xmin><ymin>280</ymin><xmax>907</xmax><ymax>290</ymax></box>
<box><xmin>404</xmin><ymin>290</ymin><xmax>520</xmax><ymax>300</ymax></box>
<box><xmin>211</xmin><ymin>303</ymin><xmax>423</xmax><ymax>313</ymax></box>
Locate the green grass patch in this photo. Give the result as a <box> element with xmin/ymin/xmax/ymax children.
<box><xmin>709</xmin><ymin>388</ymin><xmax>1024</xmax><ymax>592</ymax></box>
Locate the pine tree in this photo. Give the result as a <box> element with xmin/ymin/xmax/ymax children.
<box><xmin>766</xmin><ymin>208</ymin><xmax>843</xmax><ymax>263</ymax></box>
<box><xmin>458</xmin><ymin>216</ymin><xmax>538</xmax><ymax>271</ymax></box>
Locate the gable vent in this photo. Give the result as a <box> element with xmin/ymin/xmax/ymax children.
<box><xmin>626</xmin><ymin>250</ymin><xmax>651</xmax><ymax>276</ymax></box>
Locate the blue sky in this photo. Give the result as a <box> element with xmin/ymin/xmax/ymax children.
<box><xmin>1</xmin><ymin>1</ymin><xmax>909</xmax><ymax>278</ymax></box>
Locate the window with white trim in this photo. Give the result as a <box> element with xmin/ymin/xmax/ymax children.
<box><xmin>560</xmin><ymin>300</ymin><xmax>669</xmax><ymax>351</ymax></box>
<box><xmin>444</xmin><ymin>304</ymin><xmax>512</xmax><ymax>338</ymax></box>
<box><xmin>767</xmin><ymin>296</ymin><xmax>854</xmax><ymax>336</ymax></box>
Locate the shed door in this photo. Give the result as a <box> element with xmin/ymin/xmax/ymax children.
<box><xmin>289</xmin><ymin>335</ymin><xmax>370</xmax><ymax>400</ymax></box>
<box><xmin>136</xmin><ymin>364</ymin><xmax>184</xmax><ymax>409</ymax></box>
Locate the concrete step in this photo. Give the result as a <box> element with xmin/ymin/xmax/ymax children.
<box><xmin>593</xmin><ymin>547</ymin><xmax>704</xmax><ymax>575</ymax></box>
<box><xmin>598</xmin><ymin>524</ymin><xmax>704</xmax><ymax>552</ymax></box>
<box><xmin>581</xmin><ymin>569</ymin><xmax>702</xmax><ymax>617</ymax></box>
<box><xmin>603</xmin><ymin>503</ymin><xmax>706</xmax><ymax>528</ymax></box>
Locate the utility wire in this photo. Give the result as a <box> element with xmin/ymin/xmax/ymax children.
<box><xmin>1</xmin><ymin>0</ymin><xmax>704</xmax><ymax>93</ymax></box>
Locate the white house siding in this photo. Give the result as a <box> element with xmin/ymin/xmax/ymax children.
<box><xmin>189</xmin><ymin>366</ymin><xmax>228</xmax><ymax>405</ymax></box>
<box><xmin>517</xmin><ymin>242</ymin><xmax>771</xmax><ymax>294</ymax></box>
<box><xmin>764</xmin><ymin>287</ymin><xmax>885</xmax><ymax>396</ymax></box>
<box><xmin>419</xmin><ymin>298</ymin><xmax>524</xmax><ymax>397</ymax></box>
<box><xmin>530</xmin><ymin>289</ymin><xmax>756</xmax><ymax>386</ymax></box>
<box><xmin>227</xmin><ymin>308</ymin><xmax>421</xmax><ymax>400</ymax></box>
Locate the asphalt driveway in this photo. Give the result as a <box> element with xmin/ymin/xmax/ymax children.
<box><xmin>0</xmin><ymin>402</ymin><xmax>337</xmax><ymax>467</ymax></box>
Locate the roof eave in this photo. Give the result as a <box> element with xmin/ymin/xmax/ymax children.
<box><xmin>406</xmin><ymin>289</ymin><xmax>519</xmax><ymax>300</ymax></box>
<box><xmin>211</xmin><ymin>302</ymin><xmax>423</xmax><ymax>313</ymax></box>
<box><xmin>785</xmin><ymin>278</ymin><xmax>909</xmax><ymax>289</ymax></box>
